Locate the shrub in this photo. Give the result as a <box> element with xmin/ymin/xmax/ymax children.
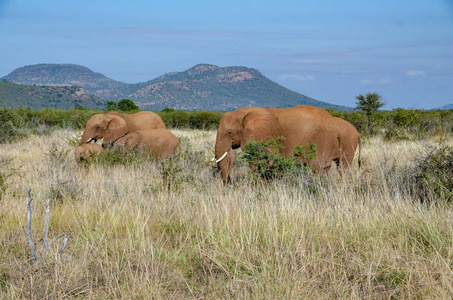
<box><xmin>0</xmin><ymin>157</ymin><xmax>21</xmax><ymax>199</ymax></box>
<box><xmin>383</xmin><ymin>125</ymin><xmax>411</xmax><ymax>142</ymax></box>
<box><xmin>156</xmin><ymin>155</ymin><xmax>184</xmax><ymax>191</ymax></box>
<box><xmin>412</xmin><ymin>144</ymin><xmax>453</xmax><ymax>202</ymax></box>
<box><xmin>116</xmin><ymin>99</ymin><xmax>139</xmax><ymax>112</ymax></box>
<box><xmin>45</xmin><ymin>144</ymin><xmax>84</xmax><ymax>203</ymax></box>
<box><xmin>158</xmin><ymin>110</ymin><xmax>222</xmax><ymax>129</ymax></box>
<box><xmin>0</xmin><ymin>108</ymin><xmax>23</xmax><ymax>143</ymax></box>
<box><xmin>94</xmin><ymin>147</ymin><xmax>147</xmax><ymax>166</ymax></box>
<box><xmin>241</xmin><ymin>137</ymin><xmax>317</xmax><ymax>182</ymax></box>
<box><xmin>393</xmin><ymin>108</ymin><xmax>421</xmax><ymax>127</ymax></box>
<box><xmin>105</xmin><ymin>100</ymin><xmax>118</xmax><ymax>112</ymax></box>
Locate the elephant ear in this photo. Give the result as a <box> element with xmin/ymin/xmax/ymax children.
<box><xmin>103</xmin><ymin>115</ymin><xmax>128</xmax><ymax>144</ymax></box>
<box><xmin>241</xmin><ymin>108</ymin><xmax>279</xmax><ymax>147</ymax></box>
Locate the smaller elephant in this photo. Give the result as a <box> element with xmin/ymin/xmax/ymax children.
<box><xmin>114</xmin><ymin>129</ymin><xmax>179</xmax><ymax>158</ymax></box>
<box><xmin>82</xmin><ymin>111</ymin><xmax>167</xmax><ymax>145</ymax></box>
<box><xmin>74</xmin><ymin>143</ymin><xmax>104</xmax><ymax>163</ymax></box>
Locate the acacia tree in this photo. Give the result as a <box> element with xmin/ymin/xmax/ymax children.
<box><xmin>355</xmin><ymin>92</ymin><xmax>385</xmax><ymax>133</ymax></box>
<box><xmin>105</xmin><ymin>101</ymin><xmax>117</xmax><ymax>111</ymax></box>
<box><xmin>105</xmin><ymin>99</ymin><xmax>138</xmax><ymax>112</ymax></box>
<box><xmin>117</xmin><ymin>99</ymin><xmax>139</xmax><ymax>112</ymax></box>
<box><xmin>355</xmin><ymin>92</ymin><xmax>385</xmax><ymax>118</ymax></box>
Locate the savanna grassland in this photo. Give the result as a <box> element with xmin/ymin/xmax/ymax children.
<box><xmin>1</xmin><ymin>111</ymin><xmax>453</xmax><ymax>298</ymax></box>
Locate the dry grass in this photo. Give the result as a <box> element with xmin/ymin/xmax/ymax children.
<box><xmin>1</xmin><ymin>128</ymin><xmax>453</xmax><ymax>299</ymax></box>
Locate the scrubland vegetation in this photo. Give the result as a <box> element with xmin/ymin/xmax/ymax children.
<box><xmin>1</xmin><ymin>107</ymin><xmax>453</xmax><ymax>298</ymax></box>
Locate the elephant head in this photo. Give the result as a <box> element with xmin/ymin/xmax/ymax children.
<box><xmin>214</xmin><ymin>107</ymin><xmax>279</xmax><ymax>184</ymax></box>
<box><xmin>74</xmin><ymin>143</ymin><xmax>104</xmax><ymax>163</ymax></box>
<box><xmin>82</xmin><ymin>114</ymin><xmax>128</xmax><ymax>145</ymax></box>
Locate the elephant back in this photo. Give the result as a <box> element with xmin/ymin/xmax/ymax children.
<box><xmin>108</xmin><ymin>111</ymin><xmax>167</xmax><ymax>131</ymax></box>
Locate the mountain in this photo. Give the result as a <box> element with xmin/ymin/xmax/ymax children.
<box><xmin>0</xmin><ymin>79</ymin><xmax>105</xmax><ymax>109</ymax></box>
<box><xmin>2</xmin><ymin>63</ymin><xmax>350</xmax><ymax>111</ymax></box>
<box><xmin>440</xmin><ymin>104</ymin><xmax>453</xmax><ymax>110</ymax></box>
<box><xmin>3</xmin><ymin>64</ymin><xmax>133</xmax><ymax>100</ymax></box>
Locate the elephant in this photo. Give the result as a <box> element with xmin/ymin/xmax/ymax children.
<box><xmin>81</xmin><ymin>111</ymin><xmax>166</xmax><ymax>145</ymax></box>
<box><xmin>74</xmin><ymin>143</ymin><xmax>104</xmax><ymax>163</ymax></box>
<box><xmin>214</xmin><ymin>105</ymin><xmax>360</xmax><ymax>184</ymax></box>
<box><xmin>332</xmin><ymin>117</ymin><xmax>361</xmax><ymax>169</ymax></box>
<box><xmin>113</xmin><ymin>128</ymin><xmax>179</xmax><ymax>158</ymax></box>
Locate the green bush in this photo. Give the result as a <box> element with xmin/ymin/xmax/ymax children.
<box><xmin>241</xmin><ymin>137</ymin><xmax>317</xmax><ymax>182</ymax></box>
<box><xmin>94</xmin><ymin>147</ymin><xmax>148</xmax><ymax>166</ymax></box>
<box><xmin>0</xmin><ymin>108</ymin><xmax>22</xmax><ymax>143</ymax></box>
<box><xmin>116</xmin><ymin>99</ymin><xmax>139</xmax><ymax>112</ymax></box>
<box><xmin>1</xmin><ymin>106</ymin><xmax>453</xmax><ymax>135</ymax></box>
<box><xmin>158</xmin><ymin>109</ymin><xmax>222</xmax><ymax>129</ymax></box>
<box><xmin>412</xmin><ymin>145</ymin><xmax>453</xmax><ymax>202</ymax></box>
<box><xmin>393</xmin><ymin>108</ymin><xmax>421</xmax><ymax>127</ymax></box>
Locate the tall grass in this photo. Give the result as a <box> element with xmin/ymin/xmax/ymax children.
<box><xmin>1</xmin><ymin>128</ymin><xmax>453</xmax><ymax>298</ymax></box>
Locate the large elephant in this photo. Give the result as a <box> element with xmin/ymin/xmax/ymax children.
<box><xmin>214</xmin><ymin>105</ymin><xmax>358</xmax><ymax>184</ymax></box>
<box><xmin>81</xmin><ymin>111</ymin><xmax>166</xmax><ymax>145</ymax></box>
<box><xmin>332</xmin><ymin>117</ymin><xmax>361</xmax><ymax>168</ymax></box>
<box><xmin>113</xmin><ymin>128</ymin><xmax>179</xmax><ymax>158</ymax></box>
<box><xmin>74</xmin><ymin>143</ymin><xmax>104</xmax><ymax>163</ymax></box>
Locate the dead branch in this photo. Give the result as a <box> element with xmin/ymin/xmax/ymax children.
<box><xmin>22</xmin><ymin>189</ymin><xmax>38</xmax><ymax>264</ymax></box>
<box><xmin>22</xmin><ymin>189</ymin><xmax>69</xmax><ymax>265</ymax></box>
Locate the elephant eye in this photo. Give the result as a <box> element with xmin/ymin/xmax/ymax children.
<box><xmin>227</xmin><ymin>131</ymin><xmax>232</xmax><ymax>135</ymax></box>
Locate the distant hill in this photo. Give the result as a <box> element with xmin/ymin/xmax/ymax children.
<box><xmin>0</xmin><ymin>80</ymin><xmax>105</xmax><ymax>109</ymax></box>
<box><xmin>2</xmin><ymin>63</ymin><xmax>350</xmax><ymax>111</ymax></box>
<box><xmin>3</xmin><ymin>64</ymin><xmax>133</xmax><ymax>100</ymax></box>
<box><xmin>440</xmin><ymin>104</ymin><xmax>453</xmax><ymax>110</ymax></box>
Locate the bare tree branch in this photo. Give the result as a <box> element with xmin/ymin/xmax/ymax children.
<box><xmin>42</xmin><ymin>199</ymin><xmax>50</xmax><ymax>259</ymax></box>
<box><xmin>22</xmin><ymin>189</ymin><xmax>69</xmax><ymax>264</ymax></box>
<box><xmin>23</xmin><ymin>189</ymin><xmax>38</xmax><ymax>264</ymax></box>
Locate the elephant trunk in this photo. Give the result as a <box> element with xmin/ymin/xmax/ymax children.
<box><xmin>81</xmin><ymin>129</ymin><xmax>93</xmax><ymax>144</ymax></box>
<box><xmin>215</xmin><ymin>133</ymin><xmax>233</xmax><ymax>184</ymax></box>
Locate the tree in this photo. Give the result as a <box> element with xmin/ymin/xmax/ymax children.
<box><xmin>355</xmin><ymin>92</ymin><xmax>385</xmax><ymax>134</ymax></box>
<box><xmin>105</xmin><ymin>101</ymin><xmax>118</xmax><ymax>111</ymax></box>
<box><xmin>355</xmin><ymin>92</ymin><xmax>385</xmax><ymax>118</ymax></box>
<box><xmin>117</xmin><ymin>99</ymin><xmax>139</xmax><ymax>112</ymax></box>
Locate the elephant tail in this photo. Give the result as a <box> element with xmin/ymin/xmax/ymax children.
<box><xmin>357</xmin><ymin>135</ymin><xmax>362</xmax><ymax>168</ymax></box>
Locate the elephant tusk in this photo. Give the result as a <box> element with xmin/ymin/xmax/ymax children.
<box><xmin>213</xmin><ymin>152</ymin><xmax>228</xmax><ymax>163</ymax></box>
<box><xmin>86</xmin><ymin>138</ymin><xmax>94</xmax><ymax>143</ymax></box>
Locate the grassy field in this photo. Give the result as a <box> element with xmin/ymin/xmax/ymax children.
<box><xmin>1</xmin><ymin>128</ymin><xmax>453</xmax><ymax>299</ymax></box>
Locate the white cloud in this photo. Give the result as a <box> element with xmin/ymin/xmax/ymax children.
<box><xmin>279</xmin><ymin>74</ymin><xmax>314</xmax><ymax>82</ymax></box>
<box><xmin>360</xmin><ymin>78</ymin><xmax>391</xmax><ymax>85</ymax></box>
<box><xmin>406</xmin><ymin>71</ymin><xmax>426</xmax><ymax>77</ymax></box>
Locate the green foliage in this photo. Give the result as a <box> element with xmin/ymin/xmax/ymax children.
<box><xmin>95</xmin><ymin>147</ymin><xmax>146</xmax><ymax>166</ymax></box>
<box><xmin>383</xmin><ymin>127</ymin><xmax>411</xmax><ymax>142</ymax></box>
<box><xmin>32</xmin><ymin>108</ymin><xmax>99</xmax><ymax>128</ymax></box>
<box><xmin>0</xmin><ymin>157</ymin><xmax>21</xmax><ymax>200</ymax></box>
<box><xmin>160</xmin><ymin>107</ymin><xmax>175</xmax><ymax>113</ymax></box>
<box><xmin>0</xmin><ymin>108</ymin><xmax>23</xmax><ymax>143</ymax></box>
<box><xmin>392</xmin><ymin>108</ymin><xmax>421</xmax><ymax>127</ymax></box>
<box><xmin>104</xmin><ymin>99</ymin><xmax>139</xmax><ymax>112</ymax></box>
<box><xmin>241</xmin><ymin>137</ymin><xmax>317</xmax><ymax>182</ymax></box>
<box><xmin>355</xmin><ymin>92</ymin><xmax>385</xmax><ymax>135</ymax></box>
<box><xmin>156</xmin><ymin>155</ymin><xmax>185</xmax><ymax>191</ymax></box>
<box><xmin>105</xmin><ymin>101</ymin><xmax>118</xmax><ymax>111</ymax></box>
<box><xmin>412</xmin><ymin>145</ymin><xmax>453</xmax><ymax>202</ymax></box>
<box><xmin>355</xmin><ymin>92</ymin><xmax>385</xmax><ymax>117</ymax></box>
<box><xmin>116</xmin><ymin>99</ymin><xmax>139</xmax><ymax>112</ymax></box>
<box><xmin>44</xmin><ymin>144</ymin><xmax>83</xmax><ymax>203</ymax></box>
<box><xmin>0</xmin><ymin>106</ymin><xmax>453</xmax><ymax>136</ymax></box>
<box><xmin>158</xmin><ymin>110</ymin><xmax>222</xmax><ymax>129</ymax></box>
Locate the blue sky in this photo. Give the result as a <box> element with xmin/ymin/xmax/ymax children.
<box><xmin>1</xmin><ymin>0</ymin><xmax>452</xmax><ymax>109</ymax></box>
